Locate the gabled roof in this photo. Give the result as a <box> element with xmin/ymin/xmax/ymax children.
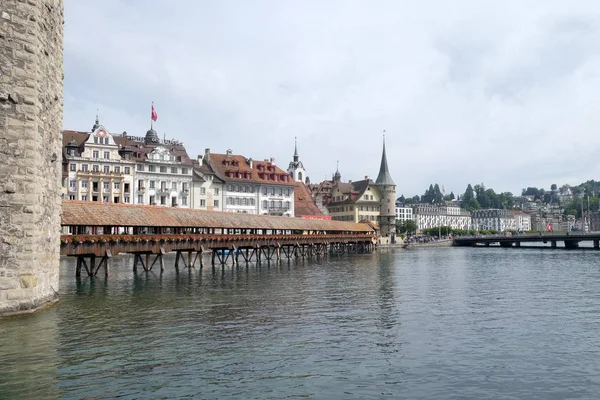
<box><xmin>294</xmin><ymin>182</ymin><xmax>323</xmax><ymax>216</ymax></box>
<box><xmin>329</xmin><ymin>179</ymin><xmax>380</xmax><ymax>205</ymax></box>
<box><xmin>208</xmin><ymin>152</ymin><xmax>294</xmax><ymax>186</ymax></box>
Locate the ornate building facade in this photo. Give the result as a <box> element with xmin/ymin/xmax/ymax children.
<box><xmin>62</xmin><ymin>117</ymin><xmax>135</xmax><ymax>204</ymax></box>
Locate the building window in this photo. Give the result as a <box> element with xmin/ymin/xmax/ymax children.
<box><xmin>160</xmin><ymin>166</ymin><xmax>167</xmax><ymax>173</ymax></box>
<box><xmin>124</xmin><ymin>196</ymin><xmax>130</xmax><ymax>203</ymax></box>
<box><xmin>149</xmin><ymin>195</ymin><xmax>155</xmax><ymax>204</ymax></box>
<box><xmin>214</xmin><ymin>200</ymin><xmax>219</xmax><ymax>207</ymax></box>
<box><xmin>81</xmin><ymin>164</ymin><xmax>88</xmax><ymax>171</ymax></box>
<box><xmin>92</xmin><ymin>150</ymin><xmax>99</xmax><ymax>158</ymax></box>
<box><xmin>69</xmin><ymin>180</ymin><xmax>76</xmax><ymax>188</ymax></box>
<box><xmin>200</xmin><ymin>187</ymin><xmax>206</xmax><ymax>195</ymax></box>
<box><xmin>200</xmin><ymin>199</ymin><xmax>206</xmax><ymax>207</ymax></box>
<box><xmin>149</xmin><ymin>181</ymin><xmax>155</xmax><ymax>189</ymax></box>
<box><xmin>171</xmin><ymin>167</ymin><xmax>178</xmax><ymax>173</ymax></box>
<box><xmin>137</xmin><ymin>164</ymin><xmax>144</xmax><ymax>171</ymax></box>
<box><xmin>103</xmin><ymin>165</ymin><xmax>109</xmax><ymax>173</ymax></box>
<box><xmin>103</xmin><ymin>196</ymin><xmax>109</xmax><ymax>202</ymax></box>
<box><xmin>114</xmin><ymin>182</ymin><xmax>120</xmax><ymax>190</ymax></box>
<box><xmin>172</xmin><ymin>182</ymin><xmax>177</xmax><ymax>190</ymax></box>
<box><xmin>182</xmin><ymin>168</ymin><xmax>188</xmax><ymax>175</ymax></box>
<box><xmin>81</xmin><ymin>181</ymin><xmax>88</xmax><ymax>188</ymax></box>
<box><xmin>263</xmin><ymin>200</ymin><xmax>267</xmax><ymax>208</ymax></box>
<box><xmin>103</xmin><ymin>151</ymin><xmax>110</xmax><ymax>159</ymax></box>
<box><xmin>214</xmin><ymin>188</ymin><xmax>219</xmax><ymax>195</ymax></box>
<box><xmin>93</xmin><ymin>137</ymin><xmax>98</xmax><ymax>144</ymax></box>
<box><xmin>160</xmin><ymin>182</ymin><xmax>167</xmax><ymax>190</ymax></box>
<box><xmin>81</xmin><ymin>195</ymin><xmax>87</xmax><ymax>201</ymax></box>
<box><xmin>161</xmin><ymin>196</ymin><xmax>166</xmax><ymax>205</ymax></box>
<box><xmin>263</xmin><ymin>188</ymin><xmax>267</xmax><ymax>195</ymax></box>
<box><xmin>182</xmin><ymin>197</ymin><xmax>187</xmax><ymax>206</ymax></box>
<box><xmin>69</xmin><ymin>163</ymin><xmax>76</xmax><ymax>171</ymax></box>
<box><xmin>103</xmin><ymin>182</ymin><xmax>109</xmax><ymax>190</ymax></box>
<box><xmin>115</xmin><ymin>166</ymin><xmax>121</xmax><ymax>174</ymax></box>
<box><xmin>68</xmin><ymin>195</ymin><xmax>76</xmax><ymax>200</ymax></box>
<box><xmin>92</xmin><ymin>165</ymin><xmax>99</xmax><ymax>172</ymax></box>
<box><xmin>138</xmin><ymin>195</ymin><xmax>143</xmax><ymax>204</ymax></box>
<box><xmin>124</xmin><ymin>167</ymin><xmax>130</xmax><ymax>174</ymax></box>
<box><xmin>148</xmin><ymin>165</ymin><xmax>155</xmax><ymax>172</ymax></box>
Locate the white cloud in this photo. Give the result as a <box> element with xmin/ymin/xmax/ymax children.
<box><xmin>64</xmin><ymin>0</ymin><xmax>600</xmax><ymax>198</ymax></box>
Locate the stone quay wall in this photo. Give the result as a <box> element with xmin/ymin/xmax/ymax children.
<box><xmin>0</xmin><ymin>0</ymin><xmax>64</xmax><ymax>315</ymax></box>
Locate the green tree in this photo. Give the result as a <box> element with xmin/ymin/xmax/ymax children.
<box><xmin>462</xmin><ymin>184</ymin><xmax>480</xmax><ymax>211</ymax></box>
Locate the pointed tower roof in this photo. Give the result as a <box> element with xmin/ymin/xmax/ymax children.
<box><xmin>293</xmin><ymin>136</ymin><xmax>299</xmax><ymax>162</ymax></box>
<box><xmin>333</xmin><ymin>161</ymin><xmax>341</xmax><ymax>182</ymax></box>
<box><xmin>375</xmin><ymin>136</ymin><xmax>395</xmax><ymax>185</ymax></box>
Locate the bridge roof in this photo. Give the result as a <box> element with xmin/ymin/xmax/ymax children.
<box><xmin>62</xmin><ymin>201</ymin><xmax>374</xmax><ymax>232</ymax></box>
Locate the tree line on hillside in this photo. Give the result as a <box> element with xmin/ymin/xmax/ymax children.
<box><xmin>396</xmin><ymin>180</ymin><xmax>600</xmax><ymax>217</ymax></box>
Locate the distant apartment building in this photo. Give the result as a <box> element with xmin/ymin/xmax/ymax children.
<box><xmin>327</xmin><ymin>179</ymin><xmax>382</xmax><ymax>222</ymax></box>
<box><xmin>510</xmin><ymin>211</ymin><xmax>531</xmax><ymax>231</ymax></box>
<box><xmin>412</xmin><ymin>204</ymin><xmax>471</xmax><ymax>231</ymax></box>
<box><xmin>471</xmin><ymin>209</ymin><xmax>516</xmax><ymax>232</ymax></box>
<box><xmin>395</xmin><ymin>204</ymin><xmax>413</xmax><ymax>223</ymax></box>
<box><xmin>191</xmin><ymin>159</ymin><xmax>224</xmax><ymax>211</ymax></box>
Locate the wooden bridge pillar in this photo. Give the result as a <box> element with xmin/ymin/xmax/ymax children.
<box><xmin>551</xmin><ymin>240</ymin><xmax>557</xmax><ymax>249</ymax></box>
<box><xmin>595</xmin><ymin>240</ymin><xmax>599</xmax><ymax>249</ymax></box>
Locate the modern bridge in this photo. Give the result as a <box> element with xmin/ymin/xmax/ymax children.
<box><xmin>61</xmin><ymin>201</ymin><xmax>376</xmax><ymax>276</ymax></box>
<box><xmin>453</xmin><ymin>233</ymin><xmax>600</xmax><ymax>249</ymax></box>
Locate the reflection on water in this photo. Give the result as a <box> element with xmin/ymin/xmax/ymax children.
<box><xmin>1</xmin><ymin>249</ymin><xmax>600</xmax><ymax>399</ymax></box>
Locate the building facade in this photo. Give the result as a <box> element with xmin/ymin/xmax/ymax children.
<box><xmin>191</xmin><ymin>160</ymin><xmax>224</xmax><ymax>211</ymax></box>
<box><xmin>412</xmin><ymin>204</ymin><xmax>471</xmax><ymax>231</ymax></box>
<box><xmin>62</xmin><ymin>119</ymin><xmax>136</xmax><ymax>204</ymax></box>
<box><xmin>202</xmin><ymin>149</ymin><xmax>296</xmax><ymax>216</ymax></box>
<box><xmin>471</xmin><ymin>209</ymin><xmax>516</xmax><ymax>232</ymax></box>
<box><xmin>126</xmin><ymin>129</ymin><xmax>194</xmax><ymax>208</ymax></box>
<box><xmin>395</xmin><ymin>204</ymin><xmax>413</xmax><ymax>223</ymax></box>
<box><xmin>326</xmin><ymin>180</ymin><xmax>382</xmax><ymax>222</ymax></box>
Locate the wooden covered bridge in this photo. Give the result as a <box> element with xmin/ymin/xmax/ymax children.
<box><xmin>61</xmin><ymin>201</ymin><xmax>376</xmax><ymax>276</ymax></box>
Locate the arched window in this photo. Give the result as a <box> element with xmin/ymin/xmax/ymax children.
<box><xmin>298</xmin><ymin>172</ymin><xmax>303</xmax><ymax>182</ymax></box>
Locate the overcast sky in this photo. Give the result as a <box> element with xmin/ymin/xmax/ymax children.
<box><xmin>64</xmin><ymin>1</ymin><xmax>600</xmax><ymax>198</ymax></box>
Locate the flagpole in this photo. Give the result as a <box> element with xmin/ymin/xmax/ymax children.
<box><xmin>151</xmin><ymin>102</ymin><xmax>153</xmax><ymax>129</ymax></box>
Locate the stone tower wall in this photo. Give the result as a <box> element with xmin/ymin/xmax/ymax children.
<box><xmin>0</xmin><ymin>0</ymin><xmax>64</xmax><ymax>315</ymax></box>
<box><xmin>379</xmin><ymin>185</ymin><xmax>397</xmax><ymax>238</ymax></box>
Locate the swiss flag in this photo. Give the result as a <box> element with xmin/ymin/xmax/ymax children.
<box><xmin>151</xmin><ymin>105</ymin><xmax>158</xmax><ymax>122</ymax></box>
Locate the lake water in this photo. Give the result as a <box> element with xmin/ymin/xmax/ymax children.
<box><xmin>1</xmin><ymin>248</ymin><xmax>600</xmax><ymax>399</ymax></box>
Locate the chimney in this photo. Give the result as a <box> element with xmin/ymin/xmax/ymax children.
<box><xmin>270</xmin><ymin>157</ymin><xmax>275</xmax><ymax>165</ymax></box>
<box><xmin>226</xmin><ymin>149</ymin><xmax>233</xmax><ymax>156</ymax></box>
<box><xmin>204</xmin><ymin>148</ymin><xmax>210</xmax><ymax>163</ymax></box>
<box><xmin>247</xmin><ymin>158</ymin><xmax>253</xmax><ymax>169</ymax></box>
<box><xmin>364</xmin><ymin>175</ymin><xmax>368</xmax><ymax>180</ymax></box>
<box><xmin>197</xmin><ymin>154</ymin><xmax>203</xmax><ymax>164</ymax></box>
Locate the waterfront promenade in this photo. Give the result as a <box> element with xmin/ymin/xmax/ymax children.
<box><xmin>453</xmin><ymin>232</ymin><xmax>600</xmax><ymax>249</ymax></box>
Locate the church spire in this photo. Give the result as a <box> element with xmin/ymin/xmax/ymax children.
<box><xmin>293</xmin><ymin>136</ymin><xmax>299</xmax><ymax>162</ymax></box>
<box><xmin>375</xmin><ymin>132</ymin><xmax>395</xmax><ymax>185</ymax></box>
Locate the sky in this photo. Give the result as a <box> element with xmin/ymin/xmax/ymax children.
<box><xmin>63</xmin><ymin>0</ymin><xmax>600</xmax><ymax>199</ymax></box>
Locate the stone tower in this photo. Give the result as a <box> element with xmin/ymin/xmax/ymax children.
<box><xmin>0</xmin><ymin>0</ymin><xmax>64</xmax><ymax>315</ymax></box>
<box><xmin>287</xmin><ymin>137</ymin><xmax>306</xmax><ymax>183</ymax></box>
<box><xmin>375</xmin><ymin>137</ymin><xmax>396</xmax><ymax>242</ymax></box>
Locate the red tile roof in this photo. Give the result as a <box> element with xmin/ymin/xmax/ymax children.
<box><xmin>61</xmin><ymin>201</ymin><xmax>374</xmax><ymax>232</ymax></box>
<box><xmin>294</xmin><ymin>182</ymin><xmax>324</xmax><ymax>217</ymax></box>
<box><xmin>208</xmin><ymin>152</ymin><xmax>294</xmax><ymax>186</ymax></box>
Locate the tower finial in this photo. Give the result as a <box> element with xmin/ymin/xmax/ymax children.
<box><xmin>293</xmin><ymin>136</ymin><xmax>299</xmax><ymax>161</ymax></box>
<box><xmin>375</xmin><ymin>132</ymin><xmax>394</xmax><ymax>185</ymax></box>
<box><xmin>92</xmin><ymin>109</ymin><xmax>100</xmax><ymax>131</ymax></box>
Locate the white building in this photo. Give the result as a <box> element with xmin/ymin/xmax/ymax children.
<box><xmin>395</xmin><ymin>204</ymin><xmax>413</xmax><ymax>223</ymax></box>
<box><xmin>191</xmin><ymin>159</ymin><xmax>224</xmax><ymax>211</ymax></box>
<box><xmin>471</xmin><ymin>209</ymin><xmax>516</xmax><ymax>232</ymax></box>
<box><xmin>62</xmin><ymin>118</ymin><xmax>135</xmax><ymax>203</ymax></box>
<box><xmin>412</xmin><ymin>204</ymin><xmax>472</xmax><ymax>231</ymax></box>
<box><xmin>203</xmin><ymin>149</ymin><xmax>296</xmax><ymax>216</ymax></box>
<box><xmin>510</xmin><ymin>211</ymin><xmax>531</xmax><ymax>231</ymax></box>
<box><xmin>125</xmin><ymin>129</ymin><xmax>194</xmax><ymax>208</ymax></box>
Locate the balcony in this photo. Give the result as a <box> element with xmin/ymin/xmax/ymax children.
<box><xmin>137</xmin><ymin>187</ymin><xmax>146</xmax><ymax>192</ymax></box>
